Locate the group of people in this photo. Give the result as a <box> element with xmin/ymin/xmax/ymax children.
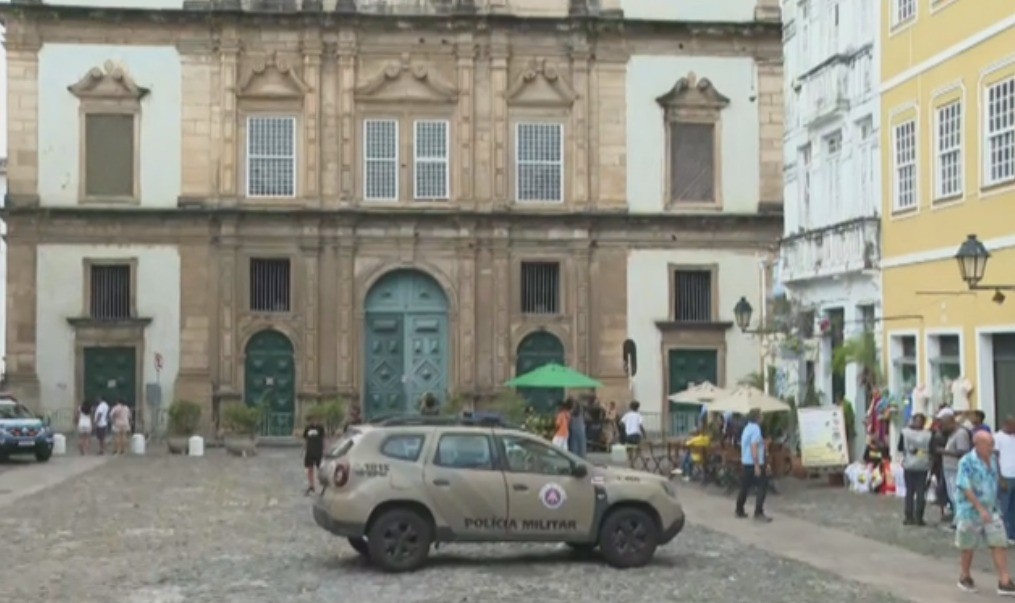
<box><xmin>549</xmin><ymin>398</ymin><xmax>647</xmax><ymax>457</ymax></box>
<box><xmin>74</xmin><ymin>397</ymin><xmax>133</xmax><ymax>455</ymax></box>
<box><xmin>895</xmin><ymin>408</ymin><xmax>1015</xmax><ymax>594</ymax></box>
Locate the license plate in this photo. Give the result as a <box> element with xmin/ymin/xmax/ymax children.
<box><xmin>18</xmin><ymin>440</ymin><xmax>34</xmax><ymax>447</ymax></box>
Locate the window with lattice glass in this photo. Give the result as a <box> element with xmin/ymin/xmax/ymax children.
<box><xmin>414</xmin><ymin>120</ymin><xmax>449</xmax><ymax>200</ymax></box>
<box><xmin>84</xmin><ymin>113</ymin><xmax>135</xmax><ymax>198</ymax></box>
<box><xmin>986</xmin><ymin>77</ymin><xmax>1015</xmax><ymax>186</ymax></box>
<box><xmin>892</xmin><ymin>335</ymin><xmax>918</xmax><ymax>395</ymax></box>
<box><xmin>246</xmin><ymin>116</ymin><xmax>296</xmax><ymax>198</ymax></box>
<box><xmin>892</xmin><ymin>0</ymin><xmax>915</xmax><ymax>26</ymax></box>
<box><xmin>669</xmin><ymin>122</ymin><xmax>715</xmax><ymax>203</ymax></box>
<box><xmin>892</xmin><ymin>120</ymin><xmax>916</xmax><ymax>211</ymax></box>
<box><xmin>250</xmin><ymin>258</ymin><xmax>291</xmax><ymax>313</ymax></box>
<box><xmin>672</xmin><ymin>270</ymin><xmax>712</xmax><ymax>322</ymax></box>
<box><xmin>935</xmin><ymin>101</ymin><xmax>963</xmax><ymax>199</ymax></box>
<box><xmin>516</xmin><ymin>123</ymin><xmax>563</xmax><ymax>202</ymax></box>
<box><xmin>520</xmin><ymin>262</ymin><xmax>560</xmax><ymax>314</ymax></box>
<box><xmin>364</xmin><ymin>119</ymin><xmax>398</xmax><ymax>201</ymax></box>
<box><xmin>89</xmin><ymin>264</ymin><xmax>132</xmax><ymax>320</ymax></box>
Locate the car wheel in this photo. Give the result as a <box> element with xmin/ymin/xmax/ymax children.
<box><xmin>347</xmin><ymin>536</ymin><xmax>370</xmax><ymax>559</ymax></box>
<box><xmin>35</xmin><ymin>449</ymin><xmax>52</xmax><ymax>463</ymax></box>
<box><xmin>366</xmin><ymin>508</ymin><xmax>433</xmax><ymax>573</ymax></box>
<box><xmin>597</xmin><ymin>507</ymin><xmax>659</xmax><ymax>569</ymax></box>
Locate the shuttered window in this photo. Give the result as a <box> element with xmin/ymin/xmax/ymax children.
<box><xmin>520</xmin><ymin>262</ymin><xmax>560</xmax><ymax>314</ymax></box>
<box><xmin>670</xmin><ymin>122</ymin><xmax>715</xmax><ymax>203</ymax></box>
<box><xmin>414</xmin><ymin>120</ymin><xmax>450</xmax><ymax>200</ymax></box>
<box><xmin>516</xmin><ymin>123</ymin><xmax>563</xmax><ymax>202</ymax></box>
<box><xmin>250</xmin><ymin>259</ymin><xmax>291</xmax><ymax>313</ymax></box>
<box><xmin>364</xmin><ymin>119</ymin><xmax>398</xmax><ymax>201</ymax></box>
<box><xmin>672</xmin><ymin>270</ymin><xmax>712</xmax><ymax>322</ymax></box>
<box><xmin>84</xmin><ymin>114</ymin><xmax>135</xmax><ymax>198</ymax></box>
<box><xmin>246</xmin><ymin>116</ymin><xmax>297</xmax><ymax>198</ymax></box>
<box><xmin>89</xmin><ymin>264</ymin><xmax>132</xmax><ymax>320</ymax></box>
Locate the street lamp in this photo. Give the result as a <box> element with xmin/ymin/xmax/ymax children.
<box><xmin>955</xmin><ymin>234</ymin><xmax>1015</xmax><ymax>291</ymax></box>
<box><xmin>733</xmin><ymin>296</ymin><xmax>754</xmax><ymax>332</ymax></box>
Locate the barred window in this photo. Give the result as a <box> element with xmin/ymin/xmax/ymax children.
<box><xmin>250</xmin><ymin>259</ymin><xmax>291</xmax><ymax>313</ymax></box>
<box><xmin>892</xmin><ymin>120</ymin><xmax>917</xmax><ymax>211</ymax></box>
<box><xmin>414</xmin><ymin>120</ymin><xmax>449</xmax><ymax>200</ymax></box>
<box><xmin>520</xmin><ymin>262</ymin><xmax>560</xmax><ymax>314</ymax></box>
<box><xmin>246</xmin><ymin>116</ymin><xmax>296</xmax><ymax>198</ymax></box>
<box><xmin>935</xmin><ymin>101</ymin><xmax>963</xmax><ymax>199</ymax></box>
<box><xmin>364</xmin><ymin>119</ymin><xmax>398</xmax><ymax>201</ymax></box>
<box><xmin>673</xmin><ymin>270</ymin><xmax>712</xmax><ymax>322</ymax></box>
<box><xmin>986</xmin><ymin>77</ymin><xmax>1015</xmax><ymax>186</ymax></box>
<box><xmin>516</xmin><ymin>123</ymin><xmax>563</xmax><ymax>202</ymax></box>
<box><xmin>89</xmin><ymin>264</ymin><xmax>131</xmax><ymax>320</ymax></box>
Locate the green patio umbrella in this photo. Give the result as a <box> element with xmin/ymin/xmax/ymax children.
<box><xmin>505</xmin><ymin>363</ymin><xmax>602</xmax><ymax>389</ymax></box>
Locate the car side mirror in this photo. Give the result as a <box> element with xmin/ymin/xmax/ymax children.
<box><xmin>571</xmin><ymin>464</ymin><xmax>588</xmax><ymax>478</ymax></box>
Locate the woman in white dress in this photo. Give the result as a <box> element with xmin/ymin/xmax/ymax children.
<box><xmin>75</xmin><ymin>400</ymin><xmax>94</xmax><ymax>455</ymax></box>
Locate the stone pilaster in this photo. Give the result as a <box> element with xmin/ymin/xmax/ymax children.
<box><xmin>300</xmin><ymin>244</ymin><xmax>320</xmax><ymax>390</ymax></box>
<box><xmin>217</xmin><ymin>235</ymin><xmax>239</xmax><ymax>391</ymax></box>
<box><xmin>490</xmin><ymin>33</ymin><xmax>510</xmax><ymax>207</ymax></box>
<box><xmin>474</xmin><ymin>235</ymin><xmax>494</xmax><ymax>389</ymax></box>
<box><xmin>594</xmin><ymin>59</ymin><xmax>628</xmax><ymax>208</ymax></box>
<box><xmin>572</xmin><ymin>245</ymin><xmax>592</xmax><ymax>372</ymax></box>
<box><xmin>175</xmin><ymin>243</ymin><xmax>214</xmax><ymax>415</ymax></box>
<box><xmin>491</xmin><ymin>228</ymin><xmax>511</xmax><ymax>384</ymax></box>
<box><xmin>4</xmin><ymin>238</ymin><xmax>40</xmax><ymax>409</ymax></box>
<box><xmin>336</xmin><ymin>233</ymin><xmax>356</xmax><ymax>389</ymax></box>
<box><xmin>336</xmin><ymin>31</ymin><xmax>357</xmax><ymax>203</ymax></box>
<box><xmin>570</xmin><ymin>36</ymin><xmax>591</xmax><ymax>207</ymax></box>
<box><xmin>455</xmin><ymin>35</ymin><xmax>476</xmax><ymax>207</ymax></box>
<box><xmin>457</xmin><ymin>237</ymin><xmax>477</xmax><ymax>390</ymax></box>
<box><xmin>757</xmin><ymin>58</ymin><xmax>784</xmax><ymax>211</ymax></box>
<box><xmin>178</xmin><ymin>36</ymin><xmax>216</xmax><ymax>201</ymax></box>
<box><xmin>302</xmin><ymin>33</ymin><xmax>323</xmax><ymax>201</ymax></box>
<box><xmin>5</xmin><ymin>21</ymin><xmax>40</xmax><ymax>206</ymax></box>
<box><xmin>320</xmin><ymin>36</ymin><xmax>341</xmax><ymax>204</ymax></box>
<box><xmin>218</xmin><ymin>33</ymin><xmax>241</xmax><ymax>201</ymax></box>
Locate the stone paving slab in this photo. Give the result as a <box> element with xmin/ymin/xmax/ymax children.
<box><xmin>0</xmin><ymin>455</ymin><xmax>110</xmax><ymax>509</ymax></box>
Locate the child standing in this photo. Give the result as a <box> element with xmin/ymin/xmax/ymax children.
<box><xmin>551</xmin><ymin>399</ymin><xmax>572</xmax><ymax>450</ymax></box>
<box><xmin>303</xmin><ymin>415</ymin><xmax>326</xmax><ymax>495</ymax></box>
<box><xmin>621</xmin><ymin>401</ymin><xmax>646</xmax><ymax>445</ymax></box>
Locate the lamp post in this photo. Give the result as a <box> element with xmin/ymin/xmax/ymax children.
<box><xmin>955</xmin><ymin>234</ymin><xmax>1015</xmax><ymax>291</ymax></box>
<box><xmin>733</xmin><ymin>296</ymin><xmax>781</xmax><ymax>334</ymax></box>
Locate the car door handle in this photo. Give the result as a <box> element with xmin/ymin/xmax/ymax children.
<box><xmin>432</xmin><ymin>479</ymin><xmax>451</xmax><ymax>487</ymax></box>
<box><xmin>512</xmin><ymin>484</ymin><xmax>529</xmax><ymax>491</ymax></box>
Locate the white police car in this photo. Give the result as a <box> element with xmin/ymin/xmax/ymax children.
<box><xmin>0</xmin><ymin>395</ymin><xmax>54</xmax><ymax>462</ymax></box>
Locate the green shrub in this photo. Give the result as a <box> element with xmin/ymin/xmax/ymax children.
<box><xmin>167</xmin><ymin>400</ymin><xmax>202</xmax><ymax>436</ymax></box>
<box><xmin>222</xmin><ymin>404</ymin><xmax>261</xmax><ymax>436</ymax></box>
<box><xmin>306</xmin><ymin>399</ymin><xmax>346</xmax><ymax>435</ymax></box>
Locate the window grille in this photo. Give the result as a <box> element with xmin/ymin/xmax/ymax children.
<box><xmin>246</xmin><ymin>116</ymin><xmax>296</xmax><ymax>198</ymax></box>
<box><xmin>250</xmin><ymin>259</ymin><xmax>291</xmax><ymax>313</ymax></box>
<box><xmin>893</xmin><ymin>120</ymin><xmax>917</xmax><ymax>210</ymax></box>
<box><xmin>673</xmin><ymin>270</ymin><xmax>712</xmax><ymax>322</ymax></box>
<box><xmin>520</xmin><ymin>262</ymin><xmax>560</xmax><ymax>314</ymax></box>
<box><xmin>364</xmin><ymin>119</ymin><xmax>398</xmax><ymax>201</ymax></box>
<box><xmin>670</xmin><ymin>122</ymin><xmax>716</xmax><ymax>202</ymax></box>
<box><xmin>84</xmin><ymin>114</ymin><xmax>135</xmax><ymax>197</ymax></box>
<box><xmin>986</xmin><ymin>78</ymin><xmax>1015</xmax><ymax>186</ymax></box>
<box><xmin>89</xmin><ymin>264</ymin><xmax>131</xmax><ymax>320</ymax></box>
<box><xmin>516</xmin><ymin>123</ymin><xmax>563</xmax><ymax>202</ymax></box>
<box><xmin>414</xmin><ymin>120</ymin><xmax>449</xmax><ymax>200</ymax></box>
<box><xmin>935</xmin><ymin>101</ymin><xmax>963</xmax><ymax>198</ymax></box>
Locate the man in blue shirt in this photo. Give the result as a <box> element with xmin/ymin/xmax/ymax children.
<box><xmin>735</xmin><ymin>408</ymin><xmax>771</xmax><ymax>522</ymax></box>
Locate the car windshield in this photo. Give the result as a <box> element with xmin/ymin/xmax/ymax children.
<box><xmin>0</xmin><ymin>402</ymin><xmax>36</xmax><ymax>420</ymax></box>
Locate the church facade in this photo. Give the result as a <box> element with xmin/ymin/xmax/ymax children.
<box><xmin>3</xmin><ymin>0</ymin><xmax>782</xmax><ymax>435</ymax></box>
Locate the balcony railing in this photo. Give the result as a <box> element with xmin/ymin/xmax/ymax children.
<box><xmin>799</xmin><ymin>64</ymin><xmax>850</xmax><ymax>127</ymax></box>
<box><xmin>780</xmin><ymin>217</ymin><xmax>880</xmax><ymax>283</ymax></box>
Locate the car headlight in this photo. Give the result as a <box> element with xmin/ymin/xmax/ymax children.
<box><xmin>662</xmin><ymin>481</ymin><xmax>678</xmax><ymax>498</ymax></box>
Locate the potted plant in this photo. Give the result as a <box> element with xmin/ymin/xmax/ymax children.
<box><xmin>306</xmin><ymin>399</ymin><xmax>346</xmax><ymax>436</ymax></box>
<box><xmin>222</xmin><ymin>403</ymin><xmax>262</xmax><ymax>457</ymax></box>
<box><xmin>167</xmin><ymin>400</ymin><xmax>202</xmax><ymax>454</ymax></box>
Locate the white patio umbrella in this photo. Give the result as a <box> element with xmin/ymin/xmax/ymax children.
<box><xmin>706</xmin><ymin>385</ymin><xmax>791</xmax><ymax>414</ymax></box>
<box><xmin>668</xmin><ymin>381</ymin><xmax>729</xmax><ymax>404</ymax></box>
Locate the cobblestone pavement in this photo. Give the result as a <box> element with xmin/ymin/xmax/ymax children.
<box><xmin>0</xmin><ymin>451</ymin><xmax>907</xmax><ymax>603</ymax></box>
<box><xmin>771</xmin><ymin>478</ymin><xmax>1007</xmax><ymax>575</ymax></box>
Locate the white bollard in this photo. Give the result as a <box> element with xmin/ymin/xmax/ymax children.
<box><xmin>610</xmin><ymin>444</ymin><xmax>627</xmax><ymax>464</ymax></box>
<box><xmin>131</xmin><ymin>433</ymin><xmax>146</xmax><ymax>456</ymax></box>
<box><xmin>52</xmin><ymin>433</ymin><xmax>67</xmax><ymax>456</ymax></box>
<box><xmin>187</xmin><ymin>435</ymin><xmax>205</xmax><ymax>457</ymax></box>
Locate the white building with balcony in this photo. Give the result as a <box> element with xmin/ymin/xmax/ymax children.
<box><xmin>777</xmin><ymin>0</ymin><xmax>880</xmax><ymax>412</ymax></box>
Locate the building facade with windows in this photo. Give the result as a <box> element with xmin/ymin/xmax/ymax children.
<box><xmin>880</xmin><ymin>0</ymin><xmax>1015</xmax><ymax>426</ymax></box>
<box><xmin>3</xmin><ymin>0</ymin><xmax>781</xmax><ymax>435</ymax></box>
<box><xmin>775</xmin><ymin>0</ymin><xmax>881</xmax><ymax>410</ymax></box>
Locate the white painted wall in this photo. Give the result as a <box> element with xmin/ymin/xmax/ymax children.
<box><xmin>36</xmin><ymin>245</ymin><xmax>181</xmax><ymax>421</ymax></box>
<box><xmin>37</xmin><ymin>44</ymin><xmax>181</xmax><ymax>208</ymax></box>
<box><xmin>41</xmin><ymin>1</ymin><xmax>184</xmax><ymax>7</ymax></box>
<box><xmin>626</xmin><ymin>249</ymin><xmax>765</xmax><ymax>419</ymax></box>
<box><xmin>620</xmin><ymin>0</ymin><xmax>756</xmax><ymax>22</ymax></box>
<box><xmin>626</xmin><ymin>55</ymin><xmax>760</xmax><ymax>214</ymax></box>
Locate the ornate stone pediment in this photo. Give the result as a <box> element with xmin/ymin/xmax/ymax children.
<box><xmin>655</xmin><ymin>72</ymin><xmax>730</xmax><ymax>111</ymax></box>
<box><xmin>355</xmin><ymin>54</ymin><xmax>458</xmax><ymax>103</ymax></box>
<box><xmin>68</xmin><ymin>61</ymin><xmax>149</xmax><ymax>101</ymax></box>
<box><xmin>506</xmin><ymin>59</ymin><xmax>577</xmax><ymax>107</ymax></box>
<box><xmin>236</xmin><ymin>52</ymin><xmax>311</xmax><ymax>99</ymax></box>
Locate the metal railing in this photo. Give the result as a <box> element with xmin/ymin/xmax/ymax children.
<box><xmin>259</xmin><ymin>412</ymin><xmax>295</xmax><ymax>437</ymax></box>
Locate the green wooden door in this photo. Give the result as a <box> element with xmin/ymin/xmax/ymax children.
<box><xmin>667</xmin><ymin>349</ymin><xmax>718</xmax><ymax>436</ymax></box>
<box><xmin>83</xmin><ymin>347</ymin><xmax>137</xmax><ymax>411</ymax></box>
<box><xmin>515</xmin><ymin>332</ymin><xmax>566</xmax><ymax>414</ymax></box>
<box><xmin>994</xmin><ymin>334</ymin><xmax>1015</xmax><ymax>422</ymax></box>
<box><xmin>364</xmin><ymin>270</ymin><xmax>449</xmax><ymax>420</ymax></box>
<box><xmin>244</xmin><ymin>330</ymin><xmax>296</xmax><ymax>436</ymax></box>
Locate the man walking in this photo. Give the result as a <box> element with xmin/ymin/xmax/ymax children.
<box><xmin>900</xmin><ymin>413</ymin><xmax>931</xmax><ymax>526</ymax></box>
<box><xmin>942</xmin><ymin>413</ymin><xmax>973</xmax><ymax>527</ymax></box>
<box><xmin>994</xmin><ymin>417</ymin><xmax>1015</xmax><ymax>545</ymax></box>
<box><xmin>955</xmin><ymin>430</ymin><xmax>1015</xmax><ymax>595</ymax></box>
<box><xmin>735</xmin><ymin>408</ymin><xmax>771</xmax><ymax>522</ymax></box>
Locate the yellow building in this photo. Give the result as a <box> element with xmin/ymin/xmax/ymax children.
<box><xmin>880</xmin><ymin>1</ymin><xmax>1015</xmax><ymax>426</ymax></box>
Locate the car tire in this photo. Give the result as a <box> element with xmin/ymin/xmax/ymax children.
<box><xmin>35</xmin><ymin>449</ymin><xmax>51</xmax><ymax>463</ymax></box>
<box><xmin>597</xmin><ymin>507</ymin><xmax>659</xmax><ymax>569</ymax></box>
<box><xmin>366</xmin><ymin>508</ymin><xmax>433</xmax><ymax>573</ymax></box>
<box><xmin>347</xmin><ymin>536</ymin><xmax>370</xmax><ymax>559</ymax></box>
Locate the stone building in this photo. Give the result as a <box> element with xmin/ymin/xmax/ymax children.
<box><xmin>3</xmin><ymin>0</ymin><xmax>782</xmax><ymax>436</ymax></box>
